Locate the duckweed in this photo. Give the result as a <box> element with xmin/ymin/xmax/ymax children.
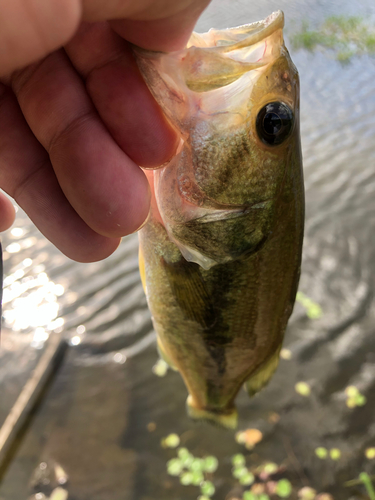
<box><xmin>239</xmin><ymin>472</ymin><xmax>255</xmax><ymax>486</ymax></box>
<box><xmin>232</xmin><ymin>454</ymin><xmax>246</xmax><ymax>468</ymax></box>
<box><xmin>152</xmin><ymin>358</ymin><xmax>169</xmax><ymax>377</ymax></box>
<box><xmin>296</xmin><ymin>291</ymin><xmax>323</xmax><ymax>319</ymax></box>
<box><xmin>295</xmin><ymin>382</ymin><xmax>311</xmax><ymax>396</ymax></box>
<box><xmin>315</xmin><ymin>447</ymin><xmax>328</xmax><ymax>459</ymax></box>
<box><xmin>345</xmin><ymin>386</ymin><xmax>367</xmax><ymax>407</ymax></box>
<box><xmin>200</xmin><ymin>480</ymin><xmax>215</xmax><ymax>497</ymax></box>
<box><xmin>329</xmin><ymin>448</ymin><xmax>341</xmax><ymax>461</ymax></box>
<box><xmin>162</xmin><ymin>433</ymin><xmax>180</xmax><ymax>448</ymax></box>
<box><xmin>276</xmin><ymin>478</ymin><xmax>293</xmax><ymax>498</ymax></box>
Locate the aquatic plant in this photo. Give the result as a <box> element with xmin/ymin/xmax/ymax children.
<box><xmin>295</xmin><ymin>292</ymin><xmax>322</xmax><ymax>319</ymax></box>
<box><xmin>164</xmin><ymin>442</ymin><xmax>218</xmax><ymax>498</ymax></box>
<box><xmin>161</xmin><ymin>431</ymin><xmax>343</xmax><ymax>500</ymax></box>
<box><xmin>314</xmin><ymin>447</ymin><xmax>341</xmax><ymax>461</ymax></box>
<box><xmin>291</xmin><ymin>16</ymin><xmax>375</xmax><ymax>63</ymax></box>
<box><xmin>345</xmin><ymin>385</ymin><xmax>367</xmax><ymax>408</ymax></box>
<box><xmin>345</xmin><ymin>472</ymin><xmax>375</xmax><ymax>500</ymax></box>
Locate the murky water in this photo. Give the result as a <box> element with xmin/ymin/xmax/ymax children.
<box><xmin>1</xmin><ymin>0</ymin><xmax>375</xmax><ymax>499</ymax></box>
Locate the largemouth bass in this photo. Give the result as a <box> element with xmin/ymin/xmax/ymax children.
<box><xmin>136</xmin><ymin>11</ymin><xmax>304</xmax><ymax>428</ymax></box>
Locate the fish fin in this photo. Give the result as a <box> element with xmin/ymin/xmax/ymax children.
<box><xmin>162</xmin><ymin>258</ymin><xmax>216</xmax><ymax>329</ymax></box>
<box><xmin>244</xmin><ymin>348</ymin><xmax>281</xmax><ymax>397</ymax></box>
<box><xmin>186</xmin><ymin>395</ymin><xmax>238</xmax><ymax>429</ymax></box>
<box><xmin>157</xmin><ymin>338</ymin><xmax>178</xmax><ymax>371</ymax></box>
<box><xmin>138</xmin><ymin>245</ymin><xmax>147</xmax><ymax>294</ymax></box>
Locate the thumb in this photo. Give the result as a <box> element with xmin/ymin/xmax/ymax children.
<box><xmin>109</xmin><ymin>1</ymin><xmax>211</xmax><ymax>52</ymax></box>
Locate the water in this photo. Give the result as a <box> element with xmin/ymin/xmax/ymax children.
<box><xmin>1</xmin><ymin>0</ymin><xmax>375</xmax><ymax>498</ymax></box>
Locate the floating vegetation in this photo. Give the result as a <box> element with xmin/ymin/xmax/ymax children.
<box><xmin>315</xmin><ymin>447</ymin><xmax>328</xmax><ymax>459</ymax></box>
<box><xmin>152</xmin><ymin>358</ymin><xmax>169</xmax><ymax>377</ymax></box>
<box><xmin>276</xmin><ymin>479</ymin><xmax>293</xmax><ymax>498</ymax></box>
<box><xmin>161</xmin><ymin>433</ymin><xmax>180</xmax><ymax>448</ymax></box>
<box><xmin>280</xmin><ymin>348</ymin><xmax>292</xmax><ymax>360</ymax></box>
<box><xmin>295</xmin><ymin>381</ymin><xmax>311</xmax><ymax>397</ymax></box>
<box><xmin>231</xmin><ymin>453</ymin><xmax>255</xmax><ymax>487</ymax></box>
<box><xmin>345</xmin><ymin>385</ymin><xmax>367</xmax><ymax>408</ymax></box>
<box><xmin>329</xmin><ymin>448</ymin><xmax>341</xmax><ymax>461</ymax></box>
<box><xmin>296</xmin><ymin>292</ymin><xmax>322</xmax><ymax>320</ymax></box>
<box><xmin>291</xmin><ymin>16</ymin><xmax>375</xmax><ymax>63</ymax></box>
<box><xmin>162</xmin><ymin>435</ymin><xmax>302</xmax><ymax>500</ymax></box>
<box><xmin>359</xmin><ymin>472</ymin><xmax>375</xmax><ymax>500</ymax></box>
<box><xmin>314</xmin><ymin>447</ymin><xmax>341</xmax><ymax>461</ymax></box>
<box><xmin>161</xmin><ymin>433</ymin><xmax>351</xmax><ymax>499</ymax></box>
<box><xmin>298</xmin><ymin>486</ymin><xmax>317</xmax><ymax>499</ymax></box>
<box><xmin>235</xmin><ymin>428</ymin><xmax>263</xmax><ymax>450</ymax></box>
<box><xmin>164</xmin><ymin>441</ymin><xmax>218</xmax><ymax>498</ymax></box>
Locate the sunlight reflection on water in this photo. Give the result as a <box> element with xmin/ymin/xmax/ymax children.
<box><xmin>2</xmin><ymin>257</ymin><xmax>65</xmax><ymax>347</ymax></box>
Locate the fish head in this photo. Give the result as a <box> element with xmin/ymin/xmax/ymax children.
<box><xmin>135</xmin><ymin>11</ymin><xmax>301</xmax><ymax>269</ymax></box>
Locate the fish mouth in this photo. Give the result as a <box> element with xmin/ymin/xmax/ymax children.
<box><xmin>188</xmin><ymin>10</ymin><xmax>284</xmax><ymax>53</ymax></box>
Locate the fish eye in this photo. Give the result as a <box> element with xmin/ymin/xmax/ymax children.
<box><xmin>256</xmin><ymin>102</ymin><xmax>294</xmax><ymax>146</ymax></box>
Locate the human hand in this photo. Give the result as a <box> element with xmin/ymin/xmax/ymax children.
<box><xmin>0</xmin><ymin>0</ymin><xmax>210</xmax><ymax>261</ymax></box>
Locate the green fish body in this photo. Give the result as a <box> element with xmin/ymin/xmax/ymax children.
<box><xmin>136</xmin><ymin>11</ymin><xmax>304</xmax><ymax>428</ymax></box>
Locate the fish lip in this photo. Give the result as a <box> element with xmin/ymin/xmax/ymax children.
<box><xmin>204</xmin><ymin>10</ymin><xmax>284</xmax><ymax>53</ymax></box>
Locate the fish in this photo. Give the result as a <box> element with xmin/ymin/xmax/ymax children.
<box><xmin>135</xmin><ymin>10</ymin><xmax>304</xmax><ymax>429</ymax></box>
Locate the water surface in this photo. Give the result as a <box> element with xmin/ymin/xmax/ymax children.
<box><xmin>0</xmin><ymin>1</ymin><xmax>375</xmax><ymax>498</ymax></box>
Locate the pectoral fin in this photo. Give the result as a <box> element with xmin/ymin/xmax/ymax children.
<box><xmin>244</xmin><ymin>348</ymin><xmax>281</xmax><ymax>397</ymax></box>
<box><xmin>162</xmin><ymin>258</ymin><xmax>216</xmax><ymax>329</ymax></box>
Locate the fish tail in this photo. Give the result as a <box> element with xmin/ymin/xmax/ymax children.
<box><xmin>186</xmin><ymin>395</ymin><xmax>238</xmax><ymax>429</ymax></box>
<box><xmin>244</xmin><ymin>348</ymin><xmax>281</xmax><ymax>397</ymax></box>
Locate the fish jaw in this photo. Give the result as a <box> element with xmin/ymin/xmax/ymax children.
<box><xmin>136</xmin><ymin>12</ymin><xmax>300</xmax><ymax>270</ymax></box>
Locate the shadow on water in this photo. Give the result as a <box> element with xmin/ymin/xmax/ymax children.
<box><xmin>1</xmin><ymin>0</ymin><xmax>375</xmax><ymax>499</ymax></box>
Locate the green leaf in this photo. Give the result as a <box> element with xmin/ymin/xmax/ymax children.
<box><xmin>191</xmin><ymin>471</ymin><xmax>205</xmax><ymax>486</ymax></box>
<box><xmin>263</xmin><ymin>462</ymin><xmax>278</xmax><ymax>475</ymax></box>
<box><xmin>243</xmin><ymin>492</ymin><xmax>257</xmax><ymax>500</ymax></box>
<box><xmin>359</xmin><ymin>472</ymin><xmax>375</xmax><ymax>500</ymax></box>
<box><xmin>239</xmin><ymin>472</ymin><xmax>255</xmax><ymax>486</ymax></box>
<box><xmin>315</xmin><ymin>447</ymin><xmax>328</xmax><ymax>459</ymax></box>
<box><xmin>200</xmin><ymin>481</ymin><xmax>215</xmax><ymax>497</ymax></box>
<box><xmin>276</xmin><ymin>478</ymin><xmax>293</xmax><ymax>498</ymax></box>
<box><xmin>231</xmin><ymin>454</ymin><xmax>246</xmax><ymax>467</ymax></box>
<box><xmin>203</xmin><ymin>456</ymin><xmax>219</xmax><ymax>473</ymax></box>
<box><xmin>167</xmin><ymin>458</ymin><xmax>183</xmax><ymax>476</ymax></box>
<box><xmin>330</xmin><ymin>448</ymin><xmax>341</xmax><ymax>461</ymax></box>
<box><xmin>295</xmin><ymin>382</ymin><xmax>311</xmax><ymax>396</ymax></box>
<box><xmin>180</xmin><ymin>472</ymin><xmax>194</xmax><ymax>485</ymax></box>
<box><xmin>178</xmin><ymin>448</ymin><xmax>194</xmax><ymax>467</ymax></box>
<box><xmin>190</xmin><ymin>458</ymin><xmax>205</xmax><ymax>472</ymax></box>
<box><xmin>163</xmin><ymin>433</ymin><xmax>180</xmax><ymax>448</ymax></box>
<box><xmin>232</xmin><ymin>466</ymin><xmax>248</xmax><ymax>479</ymax></box>
<box><xmin>356</xmin><ymin>394</ymin><xmax>367</xmax><ymax>406</ymax></box>
<box><xmin>178</xmin><ymin>447</ymin><xmax>190</xmax><ymax>459</ymax></box>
